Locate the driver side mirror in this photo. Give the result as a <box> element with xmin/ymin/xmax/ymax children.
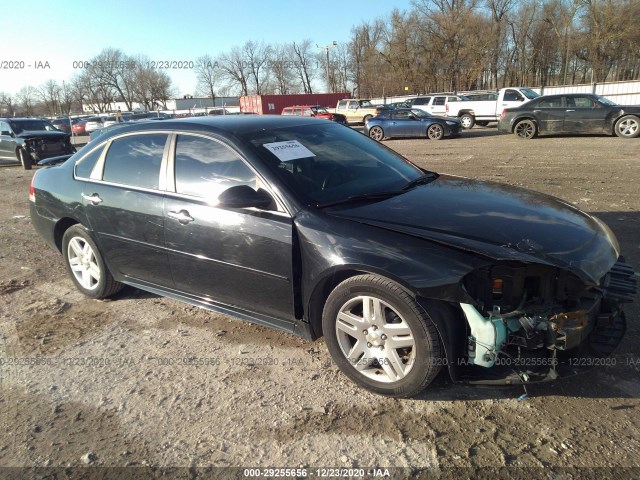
<box><xmin>217</xmin><ymin>185</ymin><xmax>273</xmax><ymax>209</ymax></box>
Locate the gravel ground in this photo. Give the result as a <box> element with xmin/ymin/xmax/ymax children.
<box><xmin>0</xmin><ymin>127</ymin><xmax>638</xmax><ymax>477</ymax></box>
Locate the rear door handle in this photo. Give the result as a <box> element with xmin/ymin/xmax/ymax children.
<box><xmin>566</xmin><ymin>109</ymin><xmax>575</xmax><ymax>112</ymax></box>
<box><xmin>168</xmin><ymin>210</ymin><xmax>194</xmax><ymax>224</ymax></box>
<box><xmin>82</xmin><ymin>193</ymin><xmax>103</xmax><ymax>205</ymax></box>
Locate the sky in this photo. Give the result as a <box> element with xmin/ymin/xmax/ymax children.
<box><xmin>1</xmin><ymin>0</ymin><xmax>413</xmax><ymax>97</ymax></box>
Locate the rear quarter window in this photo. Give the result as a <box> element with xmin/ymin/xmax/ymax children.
<box><xmin>74</xmin><ymin>145</ymin><xmax>105</xmax><ymax>179</ymax></box>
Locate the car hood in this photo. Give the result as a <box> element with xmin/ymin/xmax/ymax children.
<box><xmin>328</xmin><ymin>174</ymin><xmax>619</xmax><ymax>283</ymax></box>
<box><xmin>17</xmin><ymin>131</ymin><xmax>69</xmax><ymax>140</ymax></box>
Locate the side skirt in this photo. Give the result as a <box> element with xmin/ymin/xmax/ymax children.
<box><xmin>122</xmin><ymin>278</ymin><xmax>310</xmax><ymax>337</ymax></box>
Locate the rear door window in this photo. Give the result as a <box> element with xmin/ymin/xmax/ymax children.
<box><xmin>102</xmin><ymin>134</ymin><xmax>168</xmax><ymax>189</ymax></box>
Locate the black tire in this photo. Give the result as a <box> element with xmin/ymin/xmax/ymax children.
<box><xmin>62</xmin><ymin>225</ymin><xmax>123</xmax><ymax>299</ymax></box>
<box><xmin>514</xmin><ymin>119</ymin><xmax>537</xmax><ymax>139</ymax></box>
<box><xmin>476</xmin><ymin>121</ymin><xmax>489</xmax><ymax>127</ymax></box>
<box><xmin>614</xmin><ymin>115</ymin><xmax>640</xmax><ymax>138</ymax></box>
<box><xmin>17</xmin><ymin>148</ymin><xmax>32</xmax><ymax>170</ymax></box>
<box><xmin>368</xmin><ymin>125</ymin><xmax>384</xmax><ymax>141</ymax></box>
<box><xmin>362</xmin><ymin>114</ymin><xmax>373</xmax><ymax>124</ymax></box>
<box><xmin>427</xmin><ymin>123</ymin><xmax>444</xmax><ymax>140</ymax></box>
<box><xmin>460</xmin><ymin>113</ymin><xmax>475</xmax><ymax>129</ymax></box>
<box><xmin>322</xmin><ymin>274</ymin><xmax>442</xmax><ymax>398</ymax></box>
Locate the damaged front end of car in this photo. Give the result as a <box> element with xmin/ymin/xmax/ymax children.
<box><xmin>22</xmin><ymin>135</ymin><xmax>75</xmax><ymax>163</ymax></box>
<box><xmin>453</xmin><ymin>258</ymin><xmax>636</xmax><ymax>385</ymax></box>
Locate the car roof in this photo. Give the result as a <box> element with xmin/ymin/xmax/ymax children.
<box><xmin>89</xmin><ymin>115</ymin><xmax>327</xmax><ymax>141</ymax></box>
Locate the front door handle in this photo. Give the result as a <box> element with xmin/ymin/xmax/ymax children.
<box><xmin>566</xmin><ymin>109</ymin><xmax>575</xmax><ymax>112</ymax></box>
<box><xmin>168</xmin><ymin>210</ymin><xmax>194</xmax><ymax>224</ymax></box>
<box><xmin>82</xmin><ymin>193</ymin><xmax>103</xmax><ymax>205</ymax></box>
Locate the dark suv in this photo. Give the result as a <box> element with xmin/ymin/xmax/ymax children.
<box><xmin>0</xmin><ymin>118</ymin><xmax>76</xmax><ymax>169</ymax></box>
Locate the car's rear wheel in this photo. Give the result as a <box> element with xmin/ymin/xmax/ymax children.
<box><xmin>322</xmin><ymin>274</ymin><xmax>442</xmax><ymax>397</ymax></box>
<box><xmin>17</xmin><ymin>148</ymin><xmax>32</xmax><ymax>170</ymax></box>
<box><xmin>460</xmin><ymin>113</ymin><xmax>475</xmax><ymax>129</ymax></box>
<box><xmin>368</xmin><ymin>126</ymin><xmax>384</xmax><ymax>141</ymax></box>
<box><xmin>62</xmin><ymin>225</ymin><xmax>123</xmax><ymax>299</ymax></box>
<box><xmin>514</xmin><ymin>119</ymin><xmax>537</xmax><ymax>139</ymax></box>
<box><xmin>614</xmin><ymin>115</ymin><xmax>640</xmax><ymax>138</ymax></box>
<box><xmin>427</xmin><ymin>124</ymin><xmax>444</xmax><ymax>140</ymax></box>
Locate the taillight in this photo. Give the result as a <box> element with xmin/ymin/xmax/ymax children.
<box><xmin>500</xmin><ymin>109</ymin><xmax>506</xmax><ymax>120</ymax></box>
<box><xmin>29</xmin><ymin>174</ymin><xmax>36</xmax><ymax>202</ymax></box>
<box><xmin>445</xmin><ymin>103</ymin><xmax>449</xmax><ymax>113</ymax></box>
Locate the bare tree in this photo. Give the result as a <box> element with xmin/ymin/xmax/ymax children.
<box><xmin>16</xmin><ymin>87</ymin><xmax>38</xmax><ymax>116</ymax></box>
<box><xmin>218</xmin><ymin>46</ymin><xmax>250</xmax><ymax>96</ymax></box>
<box><xmin>270</xmin><ymin>44</ymin><xmax>296</xmax><ymax>94</ymax></box>
<box><xmin>0</xmin><ymin>92</ymin><xmax>16</xmax><ymax>116</ymax></box>
<box><xmin>243</xmin><ymin>41</ymin><xmax>272</xmax><ymax>95</ymax></box>
<box><xmin>195</xmin><ymin>54</ymin><xmax>221</xmax><ymax>100</ymax></box>
<box><xmin>290</xmin><ymin>40</ymin><xmax>316</xmax><ymax>94</ymax></box>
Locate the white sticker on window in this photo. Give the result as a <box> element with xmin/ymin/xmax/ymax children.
<box><xmin>263</xmin><ymin>140</ymin><xmax>316</xmax><ymax>162</ymax></box>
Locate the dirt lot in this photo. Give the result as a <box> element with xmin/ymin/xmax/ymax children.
<box><xmin>0</xmin><ymin>127</ymin><xmax>639</xmax><ymax>477</ymax></box>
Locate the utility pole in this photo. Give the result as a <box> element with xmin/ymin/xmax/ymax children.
<box><xmin>317</xmin><ymin>41</ymin><xmax>337</xmax><ymax>93</ymax></box>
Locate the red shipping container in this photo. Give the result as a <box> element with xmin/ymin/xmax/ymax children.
<box><xmin>240</xmin><ymin>93</ymin><xmax>351</xmax><ymax>115</ymax></box>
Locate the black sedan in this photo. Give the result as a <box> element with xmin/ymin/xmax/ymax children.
<box><xmin>498</xmin><ymin>93</ymin><xmax>640</xmax><ymax>139</ymax></box>
<box><xmin>30</xmin><ymin>116</ymin><xmax>635</xmax><ymax>397</ymax></box>
<box><xmin>365</xmin><ymin>108</ymin><xmax>461</xmax><ymax>141</ymax></box>
<box><xmin>0</xmin><ymin>118</ymin><xmax>76</xmax><ymax>169</ymax></box>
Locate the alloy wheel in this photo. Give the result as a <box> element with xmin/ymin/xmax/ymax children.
<box><xmin>335</xmin><ymin>295</ymin><xmax>416</xmax><ymax>383</ymax></box>
<box><xmin>67</xmin><ymin>236</ymin><xmax>101</xmax><ymax>290</ymax></box>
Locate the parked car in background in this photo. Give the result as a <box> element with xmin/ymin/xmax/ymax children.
<box><xmin>72</xmin><ymin>119</ymin><xmax>90</xmax><ymax>135</ymax></box>
<box><xmin>446</xmin><ymin>87</ymin><xmax>539</xmax><ymax>128</ymax></box>
<box><xmin>405</xmin><ymin>96</ymin><xmax>432</xmax><ymax>108</ymax></box>
<box><xmin>84</xmin><ymin>117</ymin><xmax>105</xmax><ymax>133</ymax></box>
<box><xmin>498</xmin><ymin>93</ymin><xmax>640</xmax><ymax>139</ymax></box>
<box><xmin>281</xmin><ymin>105</ymin><xmax>347</xmax><ymax>124</ymax></box>
<box><xmin>331</xmin><ymin>99</ymin><xmax>378</xmax><ymax>124</ymax></box>
<box><xmin>374</xmin><ymin>101</ymin><xmax>411</xmax><ymax>115</ymax></box>
<box><xmin>366</xmin><ymin>108</ymin><xmax>461</xmax><ymax>140</ymax></box>
<box><xmin>29</xmin><ymin>115</ymin><xmax>635</xmax><ymax>397</ymax></box>
<box><xmin>0</xmin><ymin>117</ymin><xmax>76</xmax><ymax>169</ymax></box>
<box><xmin>412</xmin><ymin>94</ymin><xmax>467</xmax><ymax>117</ymax></box>
<box><xmin>208</xmin><ymin>108</ymin><xmax>231</xmax><ymax>115</ymax></box>
<box><xmin>52</xmin><ymin>117</ymin><xmax>73</xmax><ymax>133</ymax></box>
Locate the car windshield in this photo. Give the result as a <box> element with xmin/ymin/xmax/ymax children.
<box><xmin>8</xmin><ymin>120</ymin><xmax>56</xmax><ymax>133</ymax></box>
<box><xmin>596</xmin><ymin>95</ymin><xmax>618</xmax><ymax>106</ymax></box>
<box><xmin>411</xmin><ymin>109</ymin><xmax>433</xmax><ymax>118</ymax></box>
<box><xmin>359</xmin><ymin>100</ymin><xmax>374</xmax><ymax>108</ymax></box>
<box><xmin>312</xmin><ymin>106</ymin><xmax>328</xmax><ymax>114</ymax></box>
<box><xmin>521</xmin><ymin>88</ymin><xmax>540</xmax><ymax>100</ymax></box>
<box><xmin>241</xmin><ymin>123</ymin><xmax>426</xmax><ymax>206</ymax></box>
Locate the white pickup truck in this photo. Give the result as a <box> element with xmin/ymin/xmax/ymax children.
<box><xmin>445</xmin><ymin>87</ymin><xmax>540</xmax><ymax>128</ymax></box>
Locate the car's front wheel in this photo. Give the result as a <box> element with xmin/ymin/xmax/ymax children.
<box><xmin>427</xmin><ymin>124</ymin><xmax>444</xmax><ymax>140</ymax></box>
<box><xmin>17</xmin><ymin>148</ymin><xmax>32</xmax><ymax>170</ymax></box>
<box><xmin>322</xmin><ymin>275</ymin><xmax>442</xmax><ymax>397</ymax></box>
<box><xmin>614</xmin><ymin>115</ymin><xmax>640</xmax><ymax>138</ymax></box>
<box><xmin>62</xmin><ymin>225</ymin><xmax>123</xmax><ymax>299</ymax></box>
<box><xmin>514</xmin><ymin>119</ymin><xmax>537</xmax><ymax>139</ymax></box>
<box><xmin>368</xmin><ymin>126</ymin><xmax>384</xmax><ymax>141</ymax></box>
